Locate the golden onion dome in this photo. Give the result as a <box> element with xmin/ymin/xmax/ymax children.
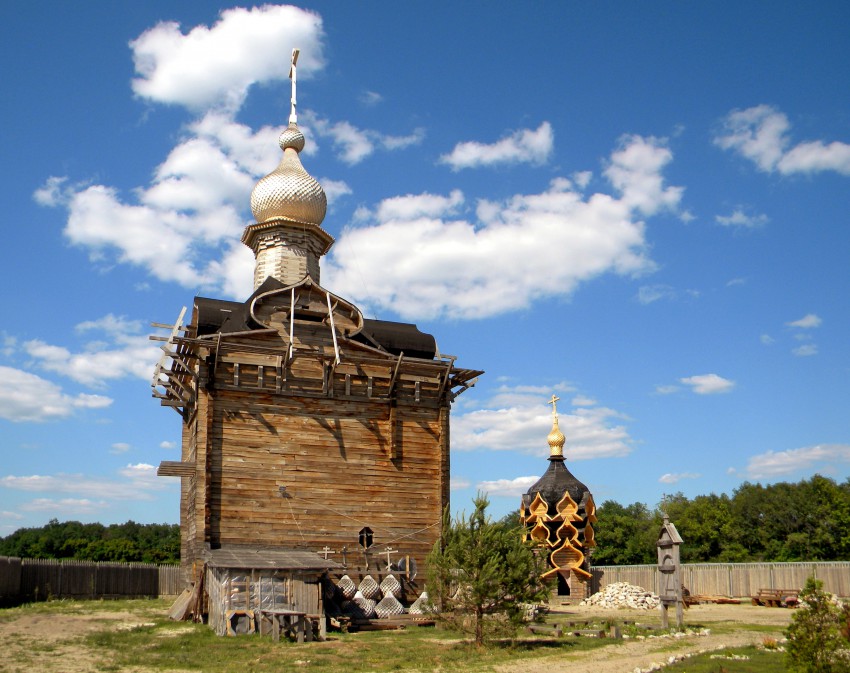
<box><xmin>547</xmin><ymin>416</ymin><xmax>566</xmax><ymax>459</ymax></box>
<box><xmin>250</xmin><ymin>123</ymin><xmax>327</xmax><ymax>226</ymax></box>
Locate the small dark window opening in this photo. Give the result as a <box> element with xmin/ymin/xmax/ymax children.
<box><xmin>557</xmin><ymin>571</ymin><xmax>571</xmax><ymax>596</ymax></box>
<box><xmin>359</xmin><ymin>527</ymin><xmax>373</xmax><ymax>549</ymax></box>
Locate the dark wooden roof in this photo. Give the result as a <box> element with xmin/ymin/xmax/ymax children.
<box><xmin>522</xmin><ymin>457</ymin><xmax>591</xmax><ymax>513</ymax></box>
<box><xmin>202</xmin><ymin>546</ymin><xmax>342</xmax><ymax>571</ymax></box>
<box><xmin>195</xmin><ymin>276</ymin><xmax>439</xmax><ymax>359</ymax></box>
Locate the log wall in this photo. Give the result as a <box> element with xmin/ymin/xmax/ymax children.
<box><xmin>207</xmin><ymin>390</ymin><xmax>444</xmax><ymax>568</ymax></box>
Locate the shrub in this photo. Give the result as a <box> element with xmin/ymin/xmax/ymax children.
<box><xmin>785</xmin><ymin>577</ymin><xmax>850</xmax><ymax>673</ymax></box>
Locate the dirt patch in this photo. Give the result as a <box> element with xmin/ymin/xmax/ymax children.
<box><xmin>0</xmin><ymin>601</ymin><xmax>794</xmax><ymax>673</ymax></box>
<box><xmin>0</xmin><ymin>606</ymin><xmax>158</xmax><ymax>673</ymax></box>
<box><xmin>495</xmin><ymin>602</ymin><xmax>794</xmax><ymax>673</ymax></box>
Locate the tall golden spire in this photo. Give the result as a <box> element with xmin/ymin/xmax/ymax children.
<box><xmin>546</xmin><ymin>394</ymin><xmax>566</xmax><ymax>459</ymax></box>
<box><xmin>243</xmin><ymin>48</ymin><xmax>332</xmax><ymax>290</ymax></box>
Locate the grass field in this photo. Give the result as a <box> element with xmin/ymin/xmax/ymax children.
<box><xmin>0</xmin><ymin>598</ymin><xmax>794</xmax><ymax>673</ymax></box>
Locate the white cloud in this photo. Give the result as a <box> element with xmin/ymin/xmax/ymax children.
<box><xmin>477</xmin><ymin>476</ymin><xmax>540</xmax><ymax>498</ymax></box>
<box><xmin>658</xmin><ymin>472</ymin><xmax>700</xmax><ymax>484</ymax></box>
<box><xmin>604</xmin><ymin>135</ymin><xmax>683</xmax><ymax>215</ymax></box>
<box><xmin>359</xmin><ymin>90</ymin><xmax>383</xmax><ymax>106</ymax></box>
<box><xmin>792</xmin><ymin>344</ymin><xmax>818</xmax><ymax>357</ymax></box>
<box><xmin>0</xmin><ymin>366</ymin><xmax>112</xmax><ymax>423</ymax></box>
<box><xmin>637</xmin><ymin>284</ymin><xmax>698</xmax><ymax>305</ymax></box>
<box><xmin>110</xmin><ymin>443</ymin><xmax>131</xmax><ymax>455</ymax></box>
<box><xmin>715</xmin><ymin>209</ymin><xmax>768</xmax><ymax>228</ymax></box>
<box><xmin>33</xmin><ymin>176</ymin><xmax>71</xmax><ymax>207</ymax></box>
<box><xmin>160</xmin><ymin>440</ymin><xmax>176</xmax><ymax>450</ymax></box>
<box><xmin>24</xmin><ymin>315</ymin><xmax>159</xmax><ymax>388</ymax></box>
<box><xmin>20</xmin><ymin>498</ymin><xmax>109</xmax><ymax>515</ymax></box>
<box><xmin>760</xmin><ymin>334</ymin><xmax>775</xmax><ymax>345</ymax></box>
<box><xmin>743</xmin><ymin>444</ymin><xmax>850</xmax><ymax>479</ymax></box>
<box><xmin>320</xmin><ymin>178</ymin><xmax>353</xmax><ymax>206</ymax></box>
<box><xmin>638</xmin><ymin>284</ymin><xmax>676</xmax><ymax>305</ymax></box>
<box><xmin>654</xmin><ymin>384</ymin><xmax>680</xmax><ymax>395</ymax></box>
<box><xmin>450</xmin><ymin>477</ymin><xmax>471</xmax><ymax>491</ymax></box>
<box><xmin>130</xmin><ymin>5</ymin><xmax>325</xmax><ymax>111</ymax></box>
<box><xmin>787</xmin><ymin>313</ymin><xmax>822</xmax><ymax>329</ymax></box>
<box><xmin>715</xmin><ymin>105</ymin><xmax>850</xmax><ymax>176</ymax></box>
<box><xmin>440</xmin><ymin>122</ymin><xmax>554</xmax><ymax>170</ymax></box>
<box><xmin>452</xmin><ymin>383</ymin><xmax>632</xmax><ymax>460</ymax></box>
<box><xmin>306</xmin><ymin>112</ymin><xmax>425</xmax><ymax>164</ymax></box>
<box><xmin>326</xmin><ymin>135</ymin><xmax>680</xmax><ymax>320</ymax></box>
<box><xmin>1</xmin><ymin>511</ymin><xmax>24</xmax><ymax>521</ymax></box>
<box><xmin>572</xmin><ymin>171</ymin><xmax>592</xmax><ymax>189</ymax></box>
<box><xmin>679</xmin><ymin>374</ymin><xmax>735</xmax><ymax>395</ymax></box>
<box><xmin>0</xmin><ymin>463</ymin><xmax>167</xmax><ymax>501</ymax></box>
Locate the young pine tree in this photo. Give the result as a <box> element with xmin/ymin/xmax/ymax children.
<box><xmin>426</xmin><ymin>494</ymin><xmax>549</xmax><ymax>647</ymax></box>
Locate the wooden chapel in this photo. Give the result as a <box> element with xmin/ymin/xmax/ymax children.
<box><xmin>151</xmin><ymin>51</ymin><xmax>481</xmax><ymax>630</ymax></box>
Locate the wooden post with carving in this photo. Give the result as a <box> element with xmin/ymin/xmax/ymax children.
<box><xmin>657</xmin><ymin>515</ymin><xmax>683</xmax><ymax>629</ymax></box>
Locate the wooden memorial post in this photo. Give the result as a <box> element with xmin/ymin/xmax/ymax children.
<box><xmin>656</xmin><ymin>515</ymin><xmax>683</xmax><ymax>629</ymax></box>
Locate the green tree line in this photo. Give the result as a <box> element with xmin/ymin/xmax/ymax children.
<box><xmin>0</xmin><ymin>519</ymin><xmax>179</xmax><ymax>564</ymax></box>
<box><xmin>591</xmin><ymin>475</ymin><xmax>850</xmax><ymax>565</ymax></box>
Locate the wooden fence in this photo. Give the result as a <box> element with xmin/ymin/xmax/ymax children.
<box><xmin>0</xmin><ymin>557</ymin><xmax>181</xmax><ymax>604</ymax></box>
<box><xmin>591</xmin><ymin>562</ymin><xmax>850</xmax><ymax>598</ymax></box>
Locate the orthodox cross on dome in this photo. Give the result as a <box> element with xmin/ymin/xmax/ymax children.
<box><xmin>289</xmin><ymin>48</ymin><xmax>300</xmax><ymax>124</ymax></box>
<box><xmin>548</xmin><ymin>394</ymin><xmax>561</xmax><ymax>418</ymax></box>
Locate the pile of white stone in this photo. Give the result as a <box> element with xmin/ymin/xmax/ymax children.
<box><xmin>580</xmin><ymin>582</ymin><xmax>660</xmax><ymax>609</ymax></box>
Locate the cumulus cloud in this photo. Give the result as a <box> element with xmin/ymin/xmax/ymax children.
<box><xmin>452</xmin><ymin>383</ymin><xmax>632</xmax><ymax>459</ymax></box>
<box><xmin>715</xmin><ymin>209</ymin><xmax>769</xmax><ymax>229</ymax></box>
<box><xmin>638</xmin><ymin>284</ymin><xmax>676</xmax><ymax>305</ymax></box>
<box><xmin>715</xmin><ymin>105</ymin><xmax>850</xmax><ymax>176</ymax></box>
<box><xmin>37</xmin><ymin>5</ymin><xmax>333</xmax><ymax>301</ymax></box>
<box><xmin>787</xmin><ymin>313</ymin><xmax>822</xmax><ymax>329</ymax></box>
<box><xmin>658</xmin><ymin>472</ymin><xmax>700</xmax><ymax>484</ymax></box>
<box><xmin>20</xmin><ymin>498</ymin><xmax>109</xmax><ymax>515</ymax></box>
<box><xmin>160</xmin><ymin>441</ymin><xmax>176</xmax><ymax>450</ymax></box>
<box><xmin>450</xmin><ymin>477</ymin><xmax>471</xmax><ymax>491</ymax></box>
<box><xmin>0</xmin><ymin>463</ymin><xmax>167</xmax><ymax>501</ymax></box>
<box><xmin>24</xmin><ymin>314</ymin><xmax>159</xmax><ymax>388</ymax></box>
<box><xmin>440</xmin><ymin>122</ymin><xmax>553</xmax><ymax>170</ymax></box>
<box><xmin>326</xmin><ymin>135</ymin><xmax>681</xmax><ymax>320</ymax></box>
<box><xmin>0</xmin><ymin>366</ymin><xmax>112</xmax><ymax>423</ymax></box>
<box><xmin>36</xmin><ymin>110</ymin><xmax>285</xmax><ymax>294</ymax></box>
<box><xmin>37</xmin><ymin>12</ymin><xmax>680</xmax><ymax>324</ymax></box>
<box><xmin>743</xmin><ymin>444</ymin><xmax>850</xmax><ymax>479</ymax></box>
<box><xmin>478</xmin><ymin>476</ymin><xmax>541</xmax><ymax>498</ymax></box>
<box><xmin>130</xmin><ymin>5</ymin><xmax>325</xmax><ymax>111</ymax></box>
<box><xmin>679</xmin><ymin>374</ymin><xmax>735</xmax><ymax>395</ymax></box>
<box><xmin>305</xmin><ymin>112</ymin><xmax>425</xmax><ymax>164</ymax></box>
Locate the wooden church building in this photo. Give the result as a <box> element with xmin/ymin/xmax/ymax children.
<box><xmin>152</xmin><ymin>52</ymin><xmax>481</xmax><ymax>627</ymax></box>
<box><xmin>520</xmin><ymin>396</ymin><xmax>597</xmax><ymax>600</ymax></box>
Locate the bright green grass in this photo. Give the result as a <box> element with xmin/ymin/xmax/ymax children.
<box><xmin>84</xmin><ymin>618</ymin><xmax>614</xmax><ymax>673</ymax></box>
<box><xmin>662</xmin><ymin>646</ymin><xmax>786</xmax><ymax>673</ymax></box>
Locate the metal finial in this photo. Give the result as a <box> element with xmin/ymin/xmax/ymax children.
<box><xmin>548</xmin><ymin>394</ymin><xmax>560</xmax><ymax>418</ymax></box>
<box><xmin>289</xmin><ymin>48</ymin><xmax>300</xmax><ymax>124</ymax></box>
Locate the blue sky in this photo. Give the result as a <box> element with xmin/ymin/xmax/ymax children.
<box><xmin>2</xmin><ymin>2</ymin><xmax>849</xmax><ymax>534</ymax></box>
